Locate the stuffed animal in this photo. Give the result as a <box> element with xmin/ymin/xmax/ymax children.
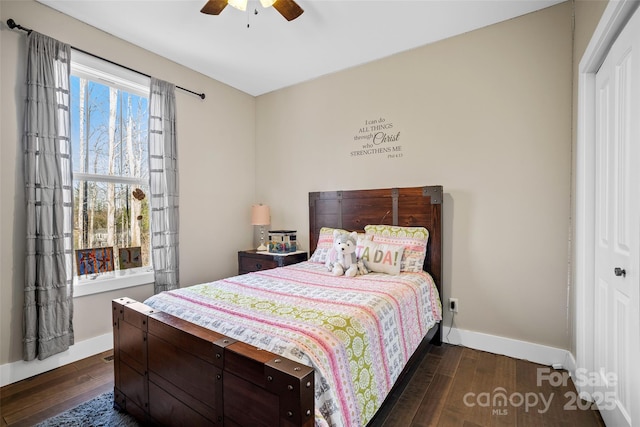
<box><xmin>326</xmin><ymin>230</ymin><xmax>368</xmax><ymax>277</ymax></box>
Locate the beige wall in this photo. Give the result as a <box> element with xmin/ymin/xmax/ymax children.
<box><xmin>0</xmin><ymin>0</ymin><xmax>611</xmax><ymax>373</ymax></box>
<box><xmin>256</xmin><ymin>2</ymin><xmax>574</xmax><ymax>349</ymax></box>
<box><xmin>1</xmin><ymin>0</ymin><xmax>256</xmax><ymax>365</ymax></box>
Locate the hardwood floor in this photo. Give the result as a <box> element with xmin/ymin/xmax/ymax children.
<box><xmin>372</xmin><ymin>344</ymin><xmax>606</xmax><ymax>427</ymax></box>
<box><xmin>0</xmin><ymin>345</ymin><xmax>605</xmax><ymax>426</ymax></box>
<box><xmin>0</xmin><ymin>350</ymin><xmax>114</xmax><ymax>427</ymax></box>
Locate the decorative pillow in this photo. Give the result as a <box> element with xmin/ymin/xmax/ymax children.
<box><xmin>309</xmin><ymin>227</ymin><xmax>348</xmax><ymax>263</ymax></box>
<box><xmin>364</xmin><ymin>225</ymin><xmax>429</xmax><ymax>272</ymax></box>
<box><xmin>360</xmin><ymin>240</ymin><xmax>405</xmax><ymax>275</ymax></box>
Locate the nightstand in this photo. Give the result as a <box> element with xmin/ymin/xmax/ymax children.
<box><xmin>238</xmin><ymin>250</ymin><xmax>308</xmax><ymax>275</ymax></box>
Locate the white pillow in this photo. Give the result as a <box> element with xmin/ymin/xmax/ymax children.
<box><xmin>360</xmin><ymin>240</ymin><xmax>404</xmax><ymax>275</ymax></box>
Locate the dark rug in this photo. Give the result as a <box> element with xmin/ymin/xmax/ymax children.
<box><xmin>35</xmin><ymin>392</ymin><xmax>139</xmax><ymax>427</ymax></box>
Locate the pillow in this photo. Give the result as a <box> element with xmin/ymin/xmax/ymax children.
<box><xmin>309</xmin><ymin>227</ymin><xmax>371</xmax><ymax>264</ymax></box>
<box><xmin>309</xmin><ymin>227</ymin><xmax>348</xmax><ymax>263</ymax></box>
<box><xmin>360</xmin><ymin>240</ymin><xmax>404</xmax><ymax>275</ymax></box>
<box><xmin>364</xmin><ymin>225</ymin><xmax>429</xmax><ymax>272</ymax></box>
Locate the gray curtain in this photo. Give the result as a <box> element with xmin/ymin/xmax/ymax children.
<box><xmin>149</xmin><ymin>77</ymin><xmax>180</xmax><ymax>293</ymax></box>
<box><xmin>23</xmin><ymin>32</ymin><xmax>74</xmax><ymax>361</ymax></box>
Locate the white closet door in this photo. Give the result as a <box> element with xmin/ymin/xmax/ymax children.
<box><xmin>594</xmin><ymin>5</ymin><xmax>640</xmax><ymax>427</ymax></box>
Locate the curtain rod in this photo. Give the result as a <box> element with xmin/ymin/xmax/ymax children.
<box><xmin>6</xmin><ymin>18</ymin><xmax>206</xmax><ymax>100</ymax></box>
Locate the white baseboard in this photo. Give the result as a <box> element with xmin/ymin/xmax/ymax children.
<box><xmin>0</xmin><ymin>332</ymin><xmax>113</xmax><ymax>387</ymax></box>
<box><xmin>442</xmin><ymin>326</ymin><xmax>572</xmax><ymax>368</ymax></box>
<box><xmin>564</xmin><ymin>349</ymin><xmax>578</xmax><ymax>374</ymax></box>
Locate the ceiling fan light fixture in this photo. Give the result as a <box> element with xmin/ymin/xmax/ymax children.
<box><xmin>200</xmin><ymin>0</ymin><xmax>302</xmax><ymax>20</ymax></box>
<box><xmin>228</xmin><ymin>0</ymin><xmax>248</xmax><ymax>11</ymax></box>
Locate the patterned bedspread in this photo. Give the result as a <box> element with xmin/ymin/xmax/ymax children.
<box><xmin>144</xmin><ymin>261</ymin><xmax>442</xmax><ymax>427</ymax></box>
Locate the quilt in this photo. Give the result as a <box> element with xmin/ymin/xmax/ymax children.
<box><xmin>144</xmin><ymin>261</ymin><xmax>442</xmax><ymax>427</ymax></box>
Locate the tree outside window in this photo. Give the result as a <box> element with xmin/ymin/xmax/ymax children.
<box><xmin>70</xmin><ymin>71</ymin><xmax>150</xmax><ymax>277</ymax></box>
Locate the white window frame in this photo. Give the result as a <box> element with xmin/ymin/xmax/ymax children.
<box><xmin>71</xmin><ymin>50</ymin><xmax>154</xmax><ymax>297</ymax></box>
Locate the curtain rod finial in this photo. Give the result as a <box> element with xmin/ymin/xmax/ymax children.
<box><xmin>7</xmin><ymin>18</ymin><xmax>32</xmax><ymax>34</ymax></box>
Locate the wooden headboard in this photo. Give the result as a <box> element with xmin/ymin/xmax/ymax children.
<box><xmin>308</xmin><ymin>185</ymin><xmax>443</xmax><ymax>299</ymax></box>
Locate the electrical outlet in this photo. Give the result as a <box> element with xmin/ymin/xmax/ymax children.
<box><xmin>449</xmin><ymin>298</ymin><xmax>459</xmax><ymax>313</ymax></box>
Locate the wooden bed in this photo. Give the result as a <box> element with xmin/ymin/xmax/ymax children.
<box><xmin>112</xmin><ymin>185</ymin><xmax>443</xmax><ymax>426</ymax></box>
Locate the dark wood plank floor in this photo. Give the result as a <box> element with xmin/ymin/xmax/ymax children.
<box><xmin>0</xmin><ymin>350</ymin><xmax>114</xmax><ymax>427</ymax></box>
<box><xmin>0</xmin><ymin>345</ymin><xmax>605</xmax><ymax>426</ymax></box>
<box><xmin>371</xmin><ymin>344</ymin><xmax>606</xmax><ymax>427</ymax></box>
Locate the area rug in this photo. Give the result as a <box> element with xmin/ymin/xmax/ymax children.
<box><xmin>35</xmin><ymin>391</ymin><xmax>139</xmax><ymax>427</ymax></box>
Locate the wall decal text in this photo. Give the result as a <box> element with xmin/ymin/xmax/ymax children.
<box><xmin>351</xmin><ymin>116</ymin><xmax>403</xmax><ymax>159</ymax></box>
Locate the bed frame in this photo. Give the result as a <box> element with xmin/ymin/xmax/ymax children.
<box><xmin>112</xmin><ymin>185</ymin><xmax>443</xmax><ymax>426</ymax></box>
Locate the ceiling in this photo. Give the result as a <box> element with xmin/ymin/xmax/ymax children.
<box><xmin>37</xmin><ymin>0</ymin><xmax>564</xmax><ymax>96</ymax></box>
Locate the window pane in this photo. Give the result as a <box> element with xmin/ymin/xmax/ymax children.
<box><xmin>71</xmin><ymin>76</ymin><xmax>148</xmax><ymax>178</ymax></box>
<box><xmin>71</xmin><ymin>68</ymin><xmax>150</xmax><ymax>279</ymax></box>
<box><xmin>73</xmin><ymin>180</ymin><xmax>150</xmax><ymax>273</ymax></box>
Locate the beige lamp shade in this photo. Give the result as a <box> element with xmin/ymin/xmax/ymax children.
<box><xmin>251</xmin><ymin>204</ymin><xmax>270</xmax><ymax>226</ymax></box>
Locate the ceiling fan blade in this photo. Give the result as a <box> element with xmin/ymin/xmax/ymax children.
<box><xmin>200</xmin><ymin>0</ymin><xmax>228</xmax><ymax>15</ymax></box>
<box><xmin>272</xmin><ymin>0</ymin><xmax>304</xmax><ymax>21</ymax></box>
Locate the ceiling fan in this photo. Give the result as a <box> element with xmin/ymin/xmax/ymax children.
<box><xmin>201</xmin><ymin>0</ymin><xmax>304</xmax><ymax>21</ymax></box>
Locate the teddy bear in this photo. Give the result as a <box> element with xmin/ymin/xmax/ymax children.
<box><xmin>326</xmin><ymin>230</ymin><xmax>368</xmax><ymax>277</ymax></box>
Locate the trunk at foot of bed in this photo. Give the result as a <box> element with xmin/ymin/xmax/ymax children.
<box><xmin>112</xmin><ymin>297</ymin><xmax>315</xmax><ymax>427</ymax></box>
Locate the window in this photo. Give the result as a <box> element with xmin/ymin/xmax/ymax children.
<box><xmin>70</xmin><ymin>51</ymin><xmax>153</xmax><ymax>296</ymax></box>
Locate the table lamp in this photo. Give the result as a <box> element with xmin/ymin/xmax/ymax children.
<box><xmin>251</xmin><ymin>204</ymin><xmax>271</xmax><ymax>251</ymax></box>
